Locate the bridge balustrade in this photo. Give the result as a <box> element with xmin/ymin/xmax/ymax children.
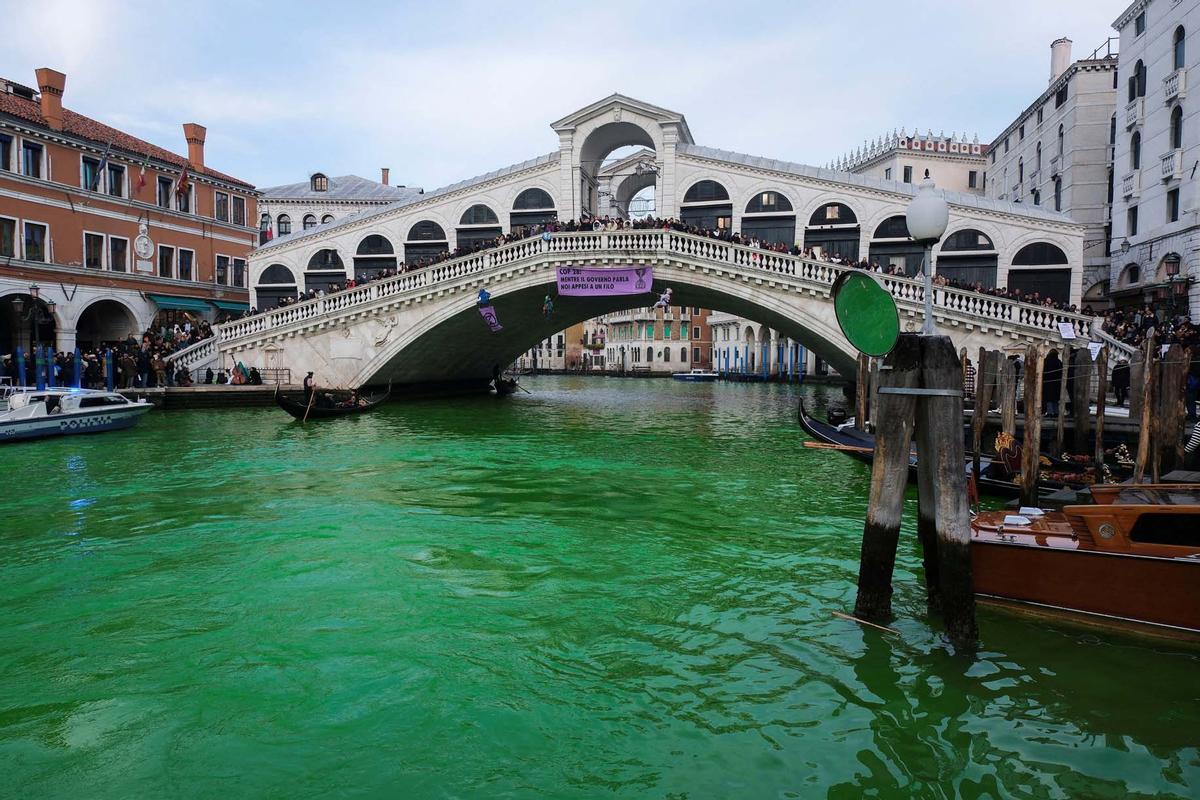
<box><xmin>169</xmin><ymin>229</ymin><xmax>1100</xmax><ymax>369</ymax></box>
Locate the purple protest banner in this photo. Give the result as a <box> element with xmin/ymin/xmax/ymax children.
<box><xmin>556</xmin><ymin>266</ymin><xmax>653</xmax><ymax>296</ymax></box>
<box><xmin>478</xmin><ymin>304</ymin><xmax>503</xmax><ymax>333</ymax></box>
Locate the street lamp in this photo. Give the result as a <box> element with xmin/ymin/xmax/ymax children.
<box><xmin>906</xmin><ymin>171</ymin><xmax>950</xmax><ymax>335</ymax></box>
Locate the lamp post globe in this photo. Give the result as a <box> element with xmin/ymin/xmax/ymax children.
<box><xmin>905</xmin><ymin>172</ymin><xmax>950</xmax><ymax>334</ymax></box>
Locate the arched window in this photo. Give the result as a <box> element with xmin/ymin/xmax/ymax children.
<box><xmin>937</xmin><ymin>229</ymin><xmax>998</xmax><ymax>289</ymax></box>
<box><xmin>808</xmin><ymin>203</ymin><xmax>858</xmax><ymax>226</ymax></box>
<box><xmin>307</xmin><ymin>248</ymin><xmax>343</xmax><ymax>269</ymax></box>
<box><xmin>942</xmin><ymin>230</ymin><xmax>995</xmax><ymax>251</ymax></box>
<box><xmin>258</xmin><ymin>264</ymin><xmax>296</xmax><ymax>284</ymax></box>
<box><xmin>321</xmin><ymin>214</ymin><xmax>334</xmax><ymax>224</ymax></box>
<box><xmin>869</xmin><ymin>215</ymin><xmax>921</xmax><ymax>275</ymax></box>
<box><xmin>1012</xmin><ymin>242</ymin><xmax>1068</xmax><ymax>265</ymax></box>
<box><xmin>663</xmin><ymin>348</ymin><xmax>671</xmax><ymax>363</ymax></box>
<box><xmin>1175</xmin><ymin>26</ymin><xmax>1186</xmax><ymax>70</ymax></box>
<box><xmin>745</xmin><ymin>191</ymin><xmax>793</xmax><ymax>213</ymax></box>
<box><xmin>1036</xmin><ymin>142</ymin><xmax>1042</xmax><ymax>172</ymax></box>
<box><xmin>1131</xmin><ymin>131</ymin><xmax>1141</xmax><ymax>169</ymax></box>
<box><xmin>682</xmin><ymin>180</ymin><xmax>730</xmax><ymax>203</ymax></box>
<box><xmin>1123</xmin><ymin>263</ymin><xmax>1141</xmax><ymax>285</ymax></box>
<box><xmin>1054</xmin><ymin>177</ymin><xmax>1062</xmax><ymax>211</ymax></box>
<box><xmin>459</xmin><ymin>204</ymin><xmax>499</xmax><ymax>225</ymax></box>
<box><xmin>873</xmin><ymin>216</ymin><xmax>911</xmax><ymax>239</ymax></box>
<box><xmin>311</xmin><ymin>173</ymin><xmax>328</xmax><ymax>192</ymax></box>
<box><xmin>302</xmin><ymin>214</ymin><xmax>317</xmax><ymax>230</ymax></box>
<box><xmin>680</xmin><ymin>347</ymin><xmax>688</xmax><ymax>363</ymax></box>
<box><xmin>356</xmin><ymin>235</ymin><xmax>394</xmax><ymax>255</ymax></box>
<box><xmin>1128</xmin><ymin>60</ymin><xmax>1147</xmax><ymax>101</ymax></box>
<box><xmin>407</xmin><ymin>220</ymin><xmax>446</xmax><ymax>241</ymax></box>
<box><xmin>513</xmin><ymin>188</ymin><xmax>554</xmax><ymax>210</ymax></box>
<box><xmin>1018</xmin><ymin>157</ymin><xmax>1024</xmax><ymax>185</ymax></box>
<box><xmin>277</xmin><ymin>214</ymin><xmax>291</xmax><ymax>236</ymax></box>
<box><xmin>1170</xmin><ymin>106</ymin><xmax>1183</xmax><ymax>150</ymax></box>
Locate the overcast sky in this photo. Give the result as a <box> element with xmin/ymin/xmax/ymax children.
<box><xmin>5</xmin><ymin>0</ymin><xmax>1124</xmax><ymax>190</ymax></box>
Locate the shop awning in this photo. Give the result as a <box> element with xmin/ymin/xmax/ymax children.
<box><xmin>209</xmin><ymin>300</ymin><xmax>249</xmax><ymax>312</ymax></box>
<box><xmin>147</xmin><ymin>294</ymin><xmax>213</xmax><ymax>312</ymax></box>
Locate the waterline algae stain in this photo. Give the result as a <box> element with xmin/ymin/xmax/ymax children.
<box><xmin>0</xmin><ymin>377</ymin><xmax>1197</xmax><ymax>798</ymax></box>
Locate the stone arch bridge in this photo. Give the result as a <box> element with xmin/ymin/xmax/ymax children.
<box><xmin>169</xmin><ymin>229</ymin><xmax>1102</xmax><ymax>391</ymax></box>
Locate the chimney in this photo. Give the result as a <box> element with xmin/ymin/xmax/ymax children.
<box><xmin>183</xmin><ymin>123</ymin><xmax>206</xmax><ymax>168</ymax></box>
<box><xmin>1050</xmin><ymin>38</ymin><xmax>1073</xmax><ymax>84</ymax></box>
<box><xmin>34</xmin><ymin>68</ymin><xmax>66</xmax><ymax>131</ymax></box>
<box><xmin>381</xmin><ymin>167</ymin><xmax>390</xmax><ymax>185</ymax></box>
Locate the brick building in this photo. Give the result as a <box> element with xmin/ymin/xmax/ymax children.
<box><xmin>0</xmin><ymin>67</ymin><xmax>259</xmax><ymax>354</ymax></box>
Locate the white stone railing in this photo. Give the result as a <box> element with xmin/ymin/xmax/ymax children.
<box><xmin>1091</xmin><ymin>320</ymin><xmax>1138</xmax><ymax>360</ymax></box>
<box><xmin>1122</xmin><ymin>171</ymin><xmax>1141</xmax><ymax>199</ymax></box>
<box><xmin>1160</xmin><ymin>149</ymin><xmax>1183</xmax><ymax>181</ymax></box>
<box><xmin>168</xmin><ymin>229</ymin><xmax>1095</xmax><ymax>368</ymax></box>
<box><xmin>1126</xmin><ymin>98</ymin><xmax>1144</xmax><ymax>129</ymax></box>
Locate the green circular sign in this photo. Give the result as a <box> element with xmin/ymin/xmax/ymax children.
<box><xmin>831</xmin><ymin>271</ymin><xmax>900</xmax><ymax>357</ymax></box>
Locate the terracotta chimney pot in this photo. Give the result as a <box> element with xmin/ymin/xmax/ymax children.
<box><xmin>381</xmin><ymin>167</ymin><xmax>390</xmax><ymax>185</ymax></box>
<box><xmin>183</xmin><ymin>122</ymin><xmax>206</xmax><ymax>168</ymax></box>
<box><xmin>35</xmin><ymin>68</ymin><xmax>66</xmax><ymax>131</ymax></box>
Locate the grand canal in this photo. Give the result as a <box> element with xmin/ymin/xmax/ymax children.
<box><xmin>1</xmin><ymin>376</ymin><xmax>1197</xmax><ymax>798</ymax></box>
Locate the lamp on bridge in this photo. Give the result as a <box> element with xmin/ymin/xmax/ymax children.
<box><xmin>905</xmin><ymin>171</ymin><xmax>949</xmax><ymax>335</ymax></box>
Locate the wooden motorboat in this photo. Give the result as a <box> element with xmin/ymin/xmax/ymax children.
<box><xmin>797</xmin><ymin>401</ymin><xmax>1109</xmax><ymax>499</ymax></box>
<box><xmin>274</xmin><ymin>386</ymin><xmax>389</xmax><ymax>420</ymax></box>
<box><xmin>0</xmin><ymin>387</ymin><xmax>152</xmax><ymax>443</ymax></box>
<box><xmin>971</xmin><ymin>485</ymin><xmax>1200</xmax><ymax>636</ymax></box>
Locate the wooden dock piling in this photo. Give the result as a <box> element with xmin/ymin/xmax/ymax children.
<box><xmin>1071</xmin><ymin>348</ymin><xmax>1093</xmax><ymax>453</ymax></box>
<box><xmin>1019</xmin><ymin>343</ymin><xmax>1045</xmax><ymax>508</ymax></box>
<box><xmin>1133</xmin><ymin>333</ymin><xmax>1157</xmax><ymax>483</ymax></box>
<box><xmin>1094</xmin><ymin>345</ymin><xmax>1109</xmax><ymax>475</ymax></box>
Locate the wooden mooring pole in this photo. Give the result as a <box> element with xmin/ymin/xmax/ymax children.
<box><xmin>1133</xmin><ymin>332</ymin><xmax>1157</xmax><ymax>484</ymax></box>
<box><xmin>1071</xmin><ymin>348</ymin><xmax>1093</xmax><ymax>454</ymax></box>
<box><xmin>999</xmin><ymin>355</ymin><xmax>1017</xmax><ymax>438</ymax></box>
<box><xmin>855</xmin><ymin>353</ymin><xmax>870</xmax><ymax>431</ymax></box>
<box><xmin>971</xmin><ymin>347</ymin><xmax>993</xmax><ymax>487</ymax></box>
<box><xmin>854</xmin><ymin>335</ymin><xmax>920</xmax><ymax>621</ymax></box>
<box><xmin>1094</xmin><ymin>345</ymin><xmax>1109</xmax><ymax>477</ymax></box>
<box><xmin>1055</xmin><ymin>346</ymin><xmax>1070</xmax><ymax>457</ymax></box>
<box><xmin>1019</xmin><ymin>343</ymin><xmax>1045</xmax><ymax>508</ymax></box>
<box><xmin>1157</xmin><ymin>344</ymin><xmax>1190</xmax><ymax>477</ymax></box>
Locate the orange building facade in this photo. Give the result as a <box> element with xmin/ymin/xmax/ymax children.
<box><xmin>0</xmin><ymin>68</ymin><xmax>259</xmax><ymax>353</ymax></box>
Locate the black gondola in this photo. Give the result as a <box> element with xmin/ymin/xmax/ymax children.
<box><xmin>492</xmin><ymin>378</ymin><xmax>520</xmax><ymax>396</ymax></box>
<box><xmin>274</xmin><ymin>386</ymin><xmax>390</xmax><ymax>420</ymax></box>
<box><xmin>797</xmin><ymin>400</ymin><xmax>1105</xmax><ymax>499</ymax></box>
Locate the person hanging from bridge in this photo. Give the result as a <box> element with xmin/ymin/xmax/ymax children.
<box><xmin>653</xmin><ymin>287</ymin><xmax>673</xmax><ymax>310</ymax></box>
<box><xmin>542</xmin><ymin>294</ymin><xmax>554</xmax><ymax>319</ymax></box>
<box><xmin>477</xmin><ymin>287</ymin><xmax>491</xmax><ymax>306</ymax></box>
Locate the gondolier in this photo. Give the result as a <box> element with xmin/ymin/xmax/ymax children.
<box><xmin>303</xmin><ymin>371</ymin><xmax>315</xmax><ymax>402</ymax></box>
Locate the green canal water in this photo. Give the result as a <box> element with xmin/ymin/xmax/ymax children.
<box><xmin>1</xmin><ymin>376</ymin><xmax>1197</xmax><ymax>799</ymax></box>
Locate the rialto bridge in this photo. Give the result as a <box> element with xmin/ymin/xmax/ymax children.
<box><xmin>168</xmin><ymin>95</ymin><xmax>1107</xmax><ymax>388</ymax></box>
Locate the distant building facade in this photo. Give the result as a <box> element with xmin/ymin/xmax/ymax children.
<box><xmin>708</xmin><ymin>312</ymin><xmax>814</xmax><ymax>378</ymax></box>
<box><xmin>837</xmin><ymin>130</ymin><xmax>987</xmax><ymax>196</ymax></box>
<box><xmin>1109</xmin><ymin>0</ymin><xmax>1198</xmax><ymax>319</ymax></box>
<box><xmin>257</xmin><ymin>170</ymin><xmax>423</xmax><ymax>244</ymax></box>
<box><xmin>0</xmin><ymin>67</ymin><xmax>258</xmax><ymax>354</ymax></box>
<box><xmin>985</xmin><ymin>37</ymin><xmax>1120</xmax><ymax>307</ymax></box>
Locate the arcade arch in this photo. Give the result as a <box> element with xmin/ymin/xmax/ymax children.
<box><xmin>804</xmin><ymin>202</ymin><xmax>859</xmax><ymax>261</ymax></box>
<box><xmin>457</xmin><ymin>204</ymin><xmax>502</xmax><ymax>249</ymax></box>
<box><xmin>76</xmin><ymin>299</ymin><xmax>139</xmax><ymax>348</ymax></box>
<box><xmin>354</xmin><ymin>234</ymin><xmax>397</xmax><ymax>279</ymax></box>
<box><xmin>741</xmin><ymin>189</ymin><xmax>796</xmax><ymax>245</ymax></box>
<box><xmin>936</xmin><ymin>229</ymin><xmax>998</xmax><ymax>288</ymax></box>
<box><xmin>868</xmin><ymin>215</ymin><xmax>922</xmax><ymax>275</ymax></box>
<box><xmin>406</xmin><ymin>220</ymin><xmax>449</xmax><ymax>265</ymax></box>
<box><xmin>255</xmin><ymin>263</ymin><xmax>299</xmax><ymax>309</ymax></box>
<box><xmin>511</xmin><ymin>188</ymin><xmax>557</xmax><ymax>230</ymax></box>
<box><xmin>1008</xmin><ymin>242</ymin><xmax>1071</xmax><ymax>304</ymax></box>
<box><xmin>680</xmin><ymin>179</ymin><xmax>732</xmax><ymax>231</ymax></box>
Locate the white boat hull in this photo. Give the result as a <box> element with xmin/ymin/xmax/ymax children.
<box><xmin>0</xmin><ymin>404</ymin><xmax>151</xmax><ymax>443</ymax></box>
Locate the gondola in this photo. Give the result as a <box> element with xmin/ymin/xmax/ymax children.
<box><xmin>492</xmin><ymin>377</ymin><xmax>521</xmax><ymax>396</ymax></box>
<box><xmin>274</xmin><ymin>386</ymin><xmax>390</xmax><ymax>420</ymax></box>
<box><xmin>797</xmin><ymin>401</ymin><xmax>1105</xmax><ymax>499</ymax></box>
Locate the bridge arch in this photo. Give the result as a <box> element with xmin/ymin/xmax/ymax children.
<box><xmin>613</xmin><ymin>169</ymin><xmax>656</xmax><ymax>219</ymax></box>
<box><xmin>348</xmin><ymin>260</ymin><xmax>858</xmax><ymax>388</ymax></box>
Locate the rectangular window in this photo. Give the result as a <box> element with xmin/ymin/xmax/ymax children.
<box><xmin>884</xmin><ymin>167</ymin><xmax>892</xmax><ymax>180</ymax></box>
<box><xmin>84</xmin><ymin>232</ymin><xmax>104</xmax><ymax>269</ymax></box>
<box><xmin>109</xmin><ymin>236</ymin><xmax>128</xmax><ymax>272</ymax></box>
<box><xmin>645</xmin><ymin>324</ymin><xmax>654</xmax><ymax>339</ymax></box>
<box><xmin>82</xmin><ymin>156</ymin><xmax>101</xmax><ymax>191</ymax></box>
<box><xmin>107</xmin><ymin>164</ymin><xmax>124</xmax><ymax>197</ymax></box>
<box><xmin>1168</xmin><ymin>188</ymin><xmax>1180</xmax><ymax>223</ymax></box>
<box><xmin>1127</xmin><ymin>206</ymin><xmax>1138</xmax><ymax>236</ymax></box>
<box><xmin>1135</xmin><ymin>11</ymin><xmax>1145</xmax><ymax>35</ymax></box>
<box><xmin>693</xmin><ymin>347</ymin><xmax>701</xmax><ymax>362</ymax></box>
<box><xmin>968</xmin><ymin>171</ymin><xmax>978</xmax><ymax>189</ymax></box>
<box><xmin>158</xmin><ymin>245</ymin><xmax>175</xmax><ymax>278</ymax></box>
<box><xmin>693</xmin><ymin>326</ymin><xmax>701</xmax><ymax>339</ymax></box>
<box><xmin>1018</xmin><ymin>124</ymin><xmax>1025</xmax><ymax>140</ymax></box>
<box><xmin>233</xmin><ymin>258</ymin><xmax>246</xmax><ymax>287</ymax></box>
<box><xmin>664</xmin><ymin>324</ymin><xmax>672</xmax><ymax>339</ymax></box>
<box><xmin>21</xmin><ymin>141</ymin><xmax>43</xmax><ymax>178</ymax></box>
<box><xmin>1004</xmin><ymin>137</ymin><xmax>1010</xmax><ymax>153</ymax></box>
<box><xmin>178</xmin><ymin>249</ymin><xmax>194</xmax><ymax>281</ymax></box>
<box><xmin>232</xmin><ymin>196</ymin><xmax>246</xmax><ymax>226</ymax></box>
<box><xmin>1055</xmin><ymin>85</ymin><xmax>1068</xmax><ymax>108</ymax></box>
<box><xmin>177</xmin><ymin>186</ymin><xmax>191</xmax><ymax>214</ymax></box>
<box><xmin>157</xmin><ymin>176</ymin><xmax>172</xmax><ymax>208</ymax></box>
<box><xmin>216</xmin><ymin>255</ymin><xmax>229</xmax><ymax>285</ymax></box>
<box><xmin>24</xmin><ymin>222</ymin><xmax>47</xmax><ymax>261</ymax></box>
<box><xmin>215</xmin><ymin>191</ymin><xmax>229</xmax><ymax>222</ymax></box>
<box><xmin>0</xmin><ymin>133</ymin><xmax>11</xmax><ymax>171</ymax></box>
<box><xmin>902</xmin><ymin>165</ymin><xmax>913</xmax><ymax>183</ymax></box>
<box><xmin>0</xmin><ymin>217</ymin><xmax>14</xmax><ymax>257</ymax></box>
<box><xmin>1037</xmin><ymin>107</ymin><xmax>1043</xmax><ymax>125</ymax></box>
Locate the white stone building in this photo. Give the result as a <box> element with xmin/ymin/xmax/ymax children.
<box><xmin>1110</xmin><ymin>0</ymin><xmax>1199</xmax><ymax>320</ymax></box>
<box><xmin>249</xmin><ymin>95</ymin><xmax>1087</xmax><ymax>311</ymax></box>
<box><xmin>837</xmin><ymin>131</ymin><xmax>987</xmax><ymax>196</ymax></box>
<box><xmin>257</xmin><ymin>170</ymin><xmax>422</xmax><ymax>243</ymax></box>
<box><xmin>708</xmin><ymin>312</ymin><xmax>812</xmax><ymax>379</ymax></box>
<box><xmin>985</xmin><ymin>37</ymin><xmax>1120</xmax><ymax>306</ymax></box>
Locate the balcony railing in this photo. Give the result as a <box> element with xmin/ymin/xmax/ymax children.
<box><xmin>1049</xmin><ymin>155</ymin><xmax>1060</xmax><ymax>177</ymax></box>
<box><xmin>1160</xmin><ymin>149</ymin><xmax>1183</xmax><ymax>181</ymax></box>
<box><xmin>1122</xmin><ymin>171</ymin><xmax>1141</xmax><ymax>199</ymax></box>
<box><xmin>1164</xmin><ymin>69</ymin><xmax>1187</xmax><ymax>103</ymax></box>
<box><xmin>1126</xmin><ymin>98</ymin><xmax>1144</xmax><ymax>129</ymax></box>
<box><xmin>1027</xmin><ymin>169</ymin><xmax>1040</xmax><ymax>186</ymax></box>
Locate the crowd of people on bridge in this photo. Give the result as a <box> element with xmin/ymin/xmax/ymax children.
<box><xmin>1101</xmin><ymin>305</ymin><xmax>1199</xmax><ymax>349</ymax></box>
